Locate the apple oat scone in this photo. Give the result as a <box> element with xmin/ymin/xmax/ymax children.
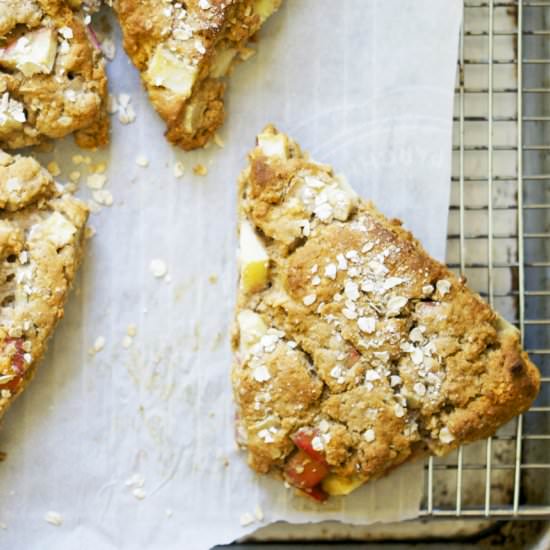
<box><xmin>232</xmin><ymin>126</ymin><xmax>540</xmax><ymax>501</ymax></box>
<box><xmin>0</xmin><ymin>0</ymin><xmax>109</xmax><ymax>149</ymax></box>
<box><xmin>0</xmin><ymin>149</ymin><xmax>88</xmax><ymax>419</ymax></box>
<box><xmin>113</xmin><ymin>0</ymin><xmax>281</xmax><ymax>150</ymax></box>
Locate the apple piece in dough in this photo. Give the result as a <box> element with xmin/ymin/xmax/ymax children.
<box><xmin>0</xmin><ymin>28</ymin><xmax>58</xmax><ymax>77</ymax></box>
<box><xmin>257</xmin><ymin>130</ymin><xmax>288</xmax><ymax>159</ymax></box>
<box><xmin>237</xmin><ymin>309</ymin><xmax>267</xmax><ymax>356</ymax></box>
<box><xmin>147</xmin><ymin>45</ymin><xmax>199</xmax><ymax>97</ymax></box>
<box><xmin>322</xmin><ymin>473</ymin><xmax>365</xmax><ymax>496</ymax></box>
<box><xmin>239</xmin><ymin>220</ymin><xmax>269</xmax><ymax>294</ymax></box>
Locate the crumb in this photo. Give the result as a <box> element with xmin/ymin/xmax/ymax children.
<box><xmin>132</xmin><ymin>488</ymin><xmax>146</xmax><ymax>500</ymax></box>
<box><xmin>86</xmin><ymin>174</ymin><xmax>107</xmax><ymax>190</ymax></box>
<box><xmin>47</xmin><ymin>161</ymin><xmax>61</xmax><ymax>177</ymax></box>
<box><xmin>136</xmin><ymin>155</ymin><xmax>149</xmax><ymax>167</ymax></box>
<box><xmin>239</xmin><ymin>512</ymin><xmax>255</xmax><ymax>527</ymax></box>
<box><xmin>193</xmin><ymin>163</ymin><xmax>207</xmax><ymax>176</ymax></box>
<box><xmin>213</xmin><ymin>133</ymin><xmax>225</xmax><ymax>148</ymax></box>
<box><xmin>254</xmin><ymin>504</ymin><xmax>264</xmax><ymax>521</ymax></box>
<box><xmin>127</xmin><ymin>324</ymin><xmax>137</xmax><ymax>337</ymax></box>
<box><xmin>150</xmin><ymin>259</ymin><xmax>168</xmax><ymax>278</ymax></box>
<box><xmin>173</xmin><ymin>162</ymin><xmax>185</xmax><ymax>178</ymax></box>
<box><xmin>92</xmin><ymin>190</ymin><xmax>113</xmax><ymax>207</ymax></box>
<box><xmin>208</xmin><ymin>274</ymin><xmax>218</xmax><ymax>284</ymax></box>
<box><xmin>44</xmin><ymin>511</ymin><xmax>63</xmax><ymax>526</ymax></box>
<box><xmin>84</xmin><ymin>226</ymin><xmax>96</xmax><ymax>239</ymax></box>
<box><xmin>122</xmin><ymin>335</ymin><xmax>132</xmax><ymax>349</ymax></box>
<box><xmin>93</xmin><ymin>336</ymin><xmax>105</xmax><ymax>353</ymax></box>
<box><xmin>69</xmin><ymin>171</ymin><xmax>81</xmax><ymax>183</ymax></box>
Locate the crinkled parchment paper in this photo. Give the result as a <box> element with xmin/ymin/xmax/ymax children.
<box><xmin>0</xmin><ymin>1</ymin><xmax>461</xmax><ymax>548</ymax></box>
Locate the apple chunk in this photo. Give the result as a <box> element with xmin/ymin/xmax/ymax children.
<box><xmin>0</xmin><ymin>28</ymin><xmax>57</xmax><ymax>77</ymax></box>
<box><xmin>147</xmin><ymin>45</ymin><xmax>199</xmax><ymax>97</ymax></box>
<box><xmin>239</xmin><ymin>220</ymin><xmax>269</xmax><ymax>294</ymax></box>
<box><xmin>237</xmin><ymin>309</ymin><xmax>267</xmax><ymax>356</ymax></box>
<box><xmin>322</xmin><ymin>474</ymin><xmax>364</xmax><ymax>496</ymax></box>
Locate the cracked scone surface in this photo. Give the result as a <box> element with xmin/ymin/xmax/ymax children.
<box><xmin>232</xmin><ymin>126</ymin><xmax>541</xmax><ymax>500</ymax></box>
<box><xmin>0</xmin><ymin>0</ymin><xmax>109</xmax><ymax>149</ymax></box>
<box><xmin>113</xmin><ymin>0</ymin><xmax>281</xmax><ymax>150</ymax></box>
<box><xmin>0</xmin><ymin>149</ymin><xmax>88</xmax><ymax>418</ymax></box>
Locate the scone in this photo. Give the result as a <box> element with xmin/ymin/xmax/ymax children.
<box><xmin>232</xmin><ymin>126</ymin><xmax>540</xmax><ymax>501</ymax></box>
<box><xmin>0</xmin><ymin>0</ymin><xmax>109</xmax><ymax>149</ymax></box>
<box><xmin>0</xmin><ymin>150</ymin><xmax>88</xmax><ymax>419</ymax></box>
<box><xmin>113</xmin><ymin>0</ymin><xmax>281</xmax><ymax>150</ymax></box>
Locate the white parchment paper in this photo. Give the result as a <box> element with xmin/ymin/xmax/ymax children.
<box><xmin>0</xmin><ymin>1</ymin><xmax>461</xmax><ymax>548</ymax></box>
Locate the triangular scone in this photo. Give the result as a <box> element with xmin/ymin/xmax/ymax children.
<box><xmin>113</xmin><ymin>0</ymin><xmax>281</xmax><ymax>150</ymax></box>
<box><xmin>232</xmin><ymin>126</ymin><xmax>540</xmax><ymax>501</ymax></box>
<box><xmin>0</xmin><ymin>150</ymin><xmax>88</xmax><ymax>419</ymax></box>
<box><xmin>0</xmin><ymin>0</ymin><xmax>109</xmax><ymax>149</ymax></box>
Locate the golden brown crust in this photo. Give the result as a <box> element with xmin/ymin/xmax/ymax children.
<box><xmin>0</xmin><ymin>149</ymin><xmax>88</xmax><ymax>418</ymax></box>
<box><xmin>113</xmin><ymin>0</ymin><xmax>281</xmax><ymax>150</ymax></box>
<box><xmin>0</xmin><ymin>0</ymin><xmax>109</xmax><ymax>149</ymax></box>
<box><xmin>232</xmin><ymin>125</ymin><xmax>540</xmax><ymax>492</ymax></box>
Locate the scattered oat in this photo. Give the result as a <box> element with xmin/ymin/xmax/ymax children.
<box><xmin>208</xmin><ymin>274</ymin><xmax>218</xmax><ymax>284</ymax></box>
<box><xmin>127</xmin><ymin>324</ymin><xmax>137</xmax><ymax>337</ymax></box>
<box><xmin>213</xmin><ymin>133</ymin><xmax>225</xmax><ymax>148</ymax></box>
<box><xmin>254</xmin><ymin>505</ymin><xmax>264</xmax><ymax>521</ymax></box>
<box><xmin>93</xmin><ymin>336</ymin><xmax>105</xmax><ymax>353</ymax></box>
<box><xmin>132</xmin><ymin>488</ymin><xmax>146</xmax><ymax>500</ymax></box>
<box><xmin>92</xmin><ymin>189</ymin><xmax>113</xmax><ymax>206</ymax></box>
<box><xmin>44</xmin><ymin>511</ymin><xmax>63</xmax><ymax>526</ymax></box>
<box><xmin>165</xmin><ymin>508</ymin><xmax>173</xmax><ymax>518</ymax></box>
<box><xmin>118</xmin><ymin>93</ymin><xmax>136</xmax><ymax>124</ymax></box>
<box><xmin>136</xmin><ymin>155</ymin><xmax>149</xmax><ymax>167</ymax></box>
<box><xmin>86</xmin><ymin>173</ymin><xmax>107</xmax><ymax>190</ymax></box>
<box><xmin>193</xmin><ymin>163</ymin><xmax>207</xmax><ymax>176</ymax></box>
<box><xmin>303</xmin><ymin>294</ymin><xmax>316</xmax><ymax>306</ymax></box>
<box><xmin>47</xmin><ymin>161</ymin><xmax>61</xmax><ymax>177</ymax></box>
<box><xmin>122</xmin><ymin>335</ymin><xmax>133</xmax><ymax>349</ymax></box>
<box><xmin>150</xmin><ymin>258</ymin><xmax>168</xmax><ymax>278</ymax></box>
<box><xmin>239</xmin><ymin>512</ymin><xmax>255</xmax><ymax>527</ymax></box>
<box><xmin>101</xmin><ymin>37</ymin><xmax>116</xmax><ymax>60</ymax></box>
<box><xmin>173</xmin><ymin>162</ymin><xmax>185</xmax><ymax>178</ymax></box>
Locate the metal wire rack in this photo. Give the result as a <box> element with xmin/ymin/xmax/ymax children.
<box><xmin>420</xmin><ymin>0</ymin><xmax>550</xmax><ymax>519</ymax></box>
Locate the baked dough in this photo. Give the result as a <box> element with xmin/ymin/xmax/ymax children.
<box><xmin>0</xmin><ymin>149</ymin><xmax>88</xmax><ymax>419</ymax></box>
<box><xmin>232</xmin><ymin>126</ymin><xmax>540</xmax><ymax>500</ymax></box>
<box><xmin>113</xmin><ymin>0</ymin><xmax>282</xmax><ymax>150</ymax></box>
<box><xmin>0</xmin><ymin>0</ymin><xmax>109</xmax><ymax>149</ymax></box>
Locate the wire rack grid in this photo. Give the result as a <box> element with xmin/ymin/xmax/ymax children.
<box><xmin>420</xmin><ymin>0</ymin><xmax>550</xmax><ymax>519</ymax></box>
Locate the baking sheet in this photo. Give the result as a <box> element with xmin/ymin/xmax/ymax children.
<box><xmin>0</xmin><ymin>1</ymin><xmax>461</xmax><ymax>548</ymax></box>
